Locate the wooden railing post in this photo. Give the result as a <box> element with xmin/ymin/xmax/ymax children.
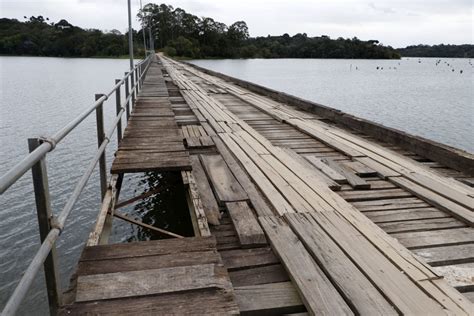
<box><xmin>134</xmin><ymin>67</ymin><xmax>139</xmax><ymax>96</ymax></box>
<box><xmin>124</xmin><ymin>72</ymin><xmax>130</xmax><ymax>120</ymax></box>
<box><xmin>130</xmin><ymin>71</ymin><xmax>136</xmax><ymax>107</ymax></box>
<box><xmin>95</xmin><ymin>94</ymin><xmax>107</xmax><ymax>199</ymax></box>
<box><xmin>28</xmin><ymin>138</ymin><xmax>62</xmax><ymax>316</ymax></box>
<box><xmin>114</xmin><ymin>80</ymin><xmax>122</xmax><ymax>142</ymax></box>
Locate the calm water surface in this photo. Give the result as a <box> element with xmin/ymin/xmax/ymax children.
<box><xmin>0</xmin><ymin>57</ymin><xmax>192</xmax><ymax>314</ymax></box>
<box><xmin>191</xmin><ymin>58</ymin><xmax>474</xmax><ymax>153</ymax></box>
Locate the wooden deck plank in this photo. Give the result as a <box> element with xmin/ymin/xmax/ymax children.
<box><xmin>226</xmin><ymin>201</ymin><xmax>267</xmax><ymax>247</ymax></box>
<box><xmin>390</xmin><ymin>177</ymin><xmax>474</xmax><ymax>226</ymax></box>
<box><xmin>365</xmin><ymin>207</ymin><xmax>451</xmax><ymax>223</ymax></box>
<box><xmin>413</xmin><ymin>244</ymin><xmax>474</xmax><ymax>266</ymax></box>
<box><xmin>322</xmin><ymin>158</ymin><xmax>371</xmax><ymax>189</ymax></box>
<box><xmin>259</xmin><ymin>216</ymin><xmax>353</xmax><ymax>315</ymax></box>
<box><xmin>305</xmin><ymin>155</ymin><xmax>347</xmax><ymax>183</ymax></box>
<box><xmin>60</xmin><ymin>289</ymin><xmax>239</xmax><ymax>315</ymax></box>
<box><xmin>229</xmin><ymin>264</ymin><xmax>289</xmax><ymax>287</ymax></box>
<box><xmin>234</xmin><ymin>282</ymin><xmax>305</xmax><ymax>315</ymax></box>
<box><xmin>285</xmin><ymin>213</ymin><xmax>397</xmax><ymax>315</ymax></box>
<box><xmin>309</xmin><ymin>211</ymin><xmax>447</xmax><ymax>314</ymax></box>
<box><xmin>200</xmin><ymin>154</ymin><xmax>249</xmax><ymax>204</ymax></box>
<box><xmin>76</xmin><ymin>263</ymin><xmax>231</xmax><ymax>302</ymax></box>
<box><xmin>190</xmin><ymin>156</ymin><xmax>220</xmax><ymax>225</ymax></box>
<box><xmin>220</xmin><ymin>247</ymin><xmax>280</xmax><ymax>270</ymax></box>
<box><xmin>80</xmin><ymin>236</ymin><xmax>216</xmax><ymax>261</ymax></box>
<box><xmin>391</xmin><ymin>227</ymin><xmax>474</xmax><ymax>249</ymax></box>
<box><xmin>378</xmin><ymin>217</ymin><xmax>466</xmax><ymax>234</ymax></box>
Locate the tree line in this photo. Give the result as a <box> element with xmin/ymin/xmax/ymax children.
<box><xmin>397</xmin><ymin>44</ymin><xmax>473</xmax><ymax>58</ymax></box>
<box><xmin>2</xmin><ymin>6</ymin><xmax>472</xmax><ymax>59</ymax></box>
<box><xmin>138</xmin><ymin>3</ymin><xmax>400</xmax><ymax>59</ymax></box>
<box><xmin>0</xmin><ymin>16</ymin><xmax>145</xmax><ymax>57</ymax></box>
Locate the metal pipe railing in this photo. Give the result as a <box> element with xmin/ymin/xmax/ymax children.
<box><xmin>0</xmin><ymin>54</ymin><xmax>154</xmax><ymax>316</ymax></box>
<box><xmin>0</xmin><ymin>57</ymin><xmax>151</xmax><ymax>194</ymax></box>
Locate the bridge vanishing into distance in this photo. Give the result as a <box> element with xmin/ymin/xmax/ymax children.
<box><xmin>1</xmin><ymin>53</ymin><xmax>473</xmax><ymax>315</ymax></box>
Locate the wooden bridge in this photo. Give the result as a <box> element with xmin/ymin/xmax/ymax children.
<box><xmin>2</xmin><ymin>54</ymin><xmax>473</xmax><ymax>315</ymax></box>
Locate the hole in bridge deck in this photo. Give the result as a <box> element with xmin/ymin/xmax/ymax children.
<box><xmin>112</xmin><ymin>171</ymin><xmax>194</xmax><ymax>242</ymax></box>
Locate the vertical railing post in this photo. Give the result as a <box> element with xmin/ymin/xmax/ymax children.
<box><xmin>95</xmin><ymin>94</ymin><xmax>107</xmax><ymax>199</ymax></box>
<box><xmin>134</xmin><ymin>67</ymin><xmax>139</xmax><ymax>96</ymax></box>
<box><xmin>130</xmin><ymin>71</ymin><xmax>136</xmax><ymax>107</ymax></box>
<box><xmin>28</xmin><ymin>138</ymin><xmax>62</xmax><ymax>316</ymax></box>
<box><xmin>114</xmin><ymin>80</ymin><xmax>122</xmax><ymax>142</ymax></box>
<box><xmin>124</xmin><ymin>72</ymin><xmax>130</xmax><ymax>121</ymax></box>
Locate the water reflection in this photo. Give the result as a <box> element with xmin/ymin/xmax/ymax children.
<box><xmin>121</xmin><ymin>171</ymin><xmax>194</xmax><ymax>242</ymax></box>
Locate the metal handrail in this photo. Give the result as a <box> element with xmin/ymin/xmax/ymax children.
<box><xmin>0</xmin><ymin>57</ymin><xmax>149</xmax><ymax>194</ymax></box>
<box><xmin>0</xmin><ymin>54</ymin><xmax>154</xmax><ymax>316</ymax></box>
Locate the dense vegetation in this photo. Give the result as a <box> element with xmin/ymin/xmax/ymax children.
<box><xmin>0</xmin><ymin>16</ymin><xmax>145</xmax><ymax>57</ymax></box>
<box><xmin>139</xmin><ymin>3</ymin><xmax>400</xmax><ymax>59</ymax></box>
<box><xmin>397</xmin><ymin>44</ymin><xmax>474</xmax><ymax>58</ymax></box>
<box><xmin>3</xmin><ymin>5</ymin><xmax>471</xmax><ymax>59</ymax></box>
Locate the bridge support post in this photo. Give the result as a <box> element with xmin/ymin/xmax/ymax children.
<box><xmin>114</xmin><ymin>79</ymin><xmax>122</xmax><ymax>142</ymax></box>
<box><xmin>135</xmin><ymin>67</ymin><xmax>139</xmax><ymax>96</ymax></box>
<box><xmin>124</xmin><ymin>72</ymin><xmax>130</xmax><ymax>120</ymax></box>
<box><xmin>28</xmin><ymin>138</ymin><xmax>62</xmax><ymax>316</ymax></box>
<box><xmin>95</xmin><ymin>94</ymin><xmax>107</xmax><ymax>199</ymax></box>
<box><xmin>130</xmin><ymin>72</ymin><xmax>136</xmax><ymax>107</ymax></box>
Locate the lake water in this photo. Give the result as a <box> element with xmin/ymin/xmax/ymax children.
<box><xmin>0</xmin><ymin>57</ymin><xmax>192</xmax><ymax>314</ymax></box>
<box><xmin>190</xmin><ymin>58</ymin><xmax>474</xmax><ymax>153</ymax></box>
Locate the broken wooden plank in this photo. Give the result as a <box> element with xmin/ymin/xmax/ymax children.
<box><xmin>190</xmin><ymin>156</ymin><xmax>220</xmax><ymax>225</ymax></box>
<box><xmin>199</xmin><ymin>154</ymin><xmax>248</xmax><ymax>204</ymax></box>
<box><xmin>322</xmin><ymin>158</ymin><xmax>370</xmax><ymax>189</ymax></box>
<box><xmin>226</xmin><ymin>201</ymin><xmax>267</xmax><ymax>247</ymax></box>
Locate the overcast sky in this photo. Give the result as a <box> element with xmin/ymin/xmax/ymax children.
<box><xmin>1</xmin><ymin>0</ymin><xmax>473</xmax><ymax>47</ymax></box>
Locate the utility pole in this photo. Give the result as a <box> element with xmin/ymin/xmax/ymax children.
<box><xmin>127</xmin><ymin>0</ymin><xmax>134</xmax><ymax>69</ymax></box>
<box><xmin>140</xmin><ymin>0</ymin><xmax>147</xmax><ymax>56</ymax></box>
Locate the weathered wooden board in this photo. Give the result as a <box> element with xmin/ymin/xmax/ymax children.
<box><xmin>234</xmin><ymin>282</ymin><xmax>305</xmax><ymax>315</ymax></box>
<box><xmin>352</xmin><ymin>197</ymin><xmax>429</xmax><ymax>212</ymax></box>
<box><xmin>322</xmin><ymin>158</ymin><xmax>370</xmax><ymax>189</ymax></box>
<box><xmin>229</xmin><ymin>264</ymin><xmax>289</xmax><ymax>287</ymax></box>
<box><xmin>364</xmin><ymin>207</ymin><xmax>450</xmax><ymax>223</ymax></box>
<box><xmin>76</xmin><ymin>264</ymin><xmax>230</xmax><ymax>302</ymax></box>
<box><xmin>199</xmin><ymin>154</ymin><xmax>248</xmax><ymax>204</ymax></box>
<box><xmin>390</xmin><ymin>177</ymin><xmax>474</xmax><ymax>226</ymax></box>
<box><xmin>259</xmin><ymin>216</ymin><xmax>353</xmax><ymax>315</ymax></box>
<box><xmin>378</xmin><ymin>217</ymin><xmax>466</xmax><ymax>234</ymax></box>
<box><xmin>285</xmin><ymin>213</ymin><xmax>397</xmax><ymax>315</ymax></box>
<box><xmin>338</xmin><ymin>188</ymin><xmax>412</xmax><ymax>201</ymax></box>
<box><xmin>413</xmin><ymin>244</ymin><xmax>474</xmax><ymax>266</ymax></box>
<box><xmin>226</xmin><ymin>201</ymin><xmax>267</xmax><ymax>247</ymax></box>
<box><xmin>190</xmin><ymin>156</ymin><xmax>220</xmax><ymax>225</ymax></box>
<box><xmin>310</xmin><ymin>211</ymin><xmax>447</xmax><ymax>314</ymax></box>
<box><xmin>60</xmin><ymin>289</ymin><xmax>239</xmax><ymax>315</ymax></box>
<box><xmin>305</xmin><ymin>155</ymin><xmax>347</xmax><ymax>183</ymax></box>
<box><xmin>220</xmin><ymin>247</ymin><xmax>279</xmax><ymax>270</ymax></box>
<box><xmin>391</xmin><ymin>227</ymin><xmax>474</xmax><ymax>249</ymax></box>
<box><xmin>80</xmin><ymin>236</ymin><xmax>216</xmax><ymax>261</ymax></box>
<box><xmin>77</xmin><ymin>250</ymin><xmax>221</xmax><ymax>276</ymax></box>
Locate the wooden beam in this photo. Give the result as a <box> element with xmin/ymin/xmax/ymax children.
<box><xmin>113</xmin><ymin>210</ymin><xmax>184</xmax><ymax>239</ymax></box>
